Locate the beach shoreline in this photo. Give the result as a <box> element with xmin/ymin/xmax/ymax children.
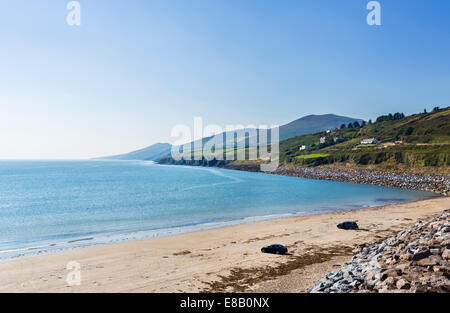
<box><xmin>0</xmin><ymin>193</ymin><xmax>440</xmax><ymax>262</ymax></box>
<box><xmin>1</xmin><ymin>162</ymin><xmax>440</xmax><ymax>261</ymax></box>
<box><xmin>0</xmin><ymin>196</ymin><xmax>448</xmax><ymax>293</ymax></box>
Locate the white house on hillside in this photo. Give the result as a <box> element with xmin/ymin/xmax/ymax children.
<box><xmin>361</xmin><ymin>138</ymin><xmax>379</xmax><ymax>145</ymax></box>
<box><xmin>299</xmin><ymin>145</ymin><xmax>308</xmax><ymax>151</ymax></box>
<box><xmin>320</xmin><ymin>137</ymin><xmax>327</xmax><ymax>144</ymax></box>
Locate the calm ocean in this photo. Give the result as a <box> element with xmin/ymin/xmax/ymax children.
<box><xmin>0</xmin><ymin>160</ymin><xmax>437</xmax><ymax>259</ymax></box>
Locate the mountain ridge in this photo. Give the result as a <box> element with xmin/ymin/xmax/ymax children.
<box><xmin>96</xmin><ymin>143</ymin><xmax>172</xmax><ymax>161</ymax></box>
<box><xmin>279</xmin><ymin>113</ymin><xmax>364</xmax><ymax>140</ymax></box>
<box><xmin>97</xmin><ymin>113</ymin><xmax>364</xmax><ymax>161</ymax></box>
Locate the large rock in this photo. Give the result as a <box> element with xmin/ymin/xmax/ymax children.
<box><xmin>412</xmin><ymin>251</ymin><xmax>431</xmax><ymax>261</ymax></box>
<box><xmin>395</xmin><ymin>262</ymin><xmax>411</xmax><ymax>273</ymax></box>
<box><xmin>379</xmin><ymin>277</ymin><xmax>397</xmax><ymax>290</ymax></box>
<box><xmin>442</xmin><ymin>249</ymin><xmax>450</xmax><ymax>261</ymax></box>
<box><xmin>399</xmin><ymin>254</ymin><xmax>413</xmax><ymax>261</ymax></box>
<box><xmin>416</xmin><ymin>255</ymin><xmax>442</xmax><ymax>267</ymax></box>
<box><xmin>381</xmin><ymin>269</ymin><xmax>400</xmax><ymax>280</ymax></box>
<box><xmin>396</xmin><ymin>278</ymin><xmax>411</xmax><ymax>290</ymax></box>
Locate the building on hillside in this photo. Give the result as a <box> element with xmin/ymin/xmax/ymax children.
<box><xmin>361</xmin><ymin>138</ymin><xmax>379</xmax><ymax>145</ymax></box>
<box><xmin>320</xmin><ymin>137</ymin><xmax>327</xmax><ymax>144</ymax></box>
<box><xmin>299</xmin><ymin>145</ymin><xmax>308</xmax><ymax>151</ymax></box>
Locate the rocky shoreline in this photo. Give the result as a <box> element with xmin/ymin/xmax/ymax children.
<box><xmin>223</xmin><ymin>164</ymin><xmax>450</xmax><ymax>195</ymax></box>
<box><xmin>307</xmin><ymin>210</ymin><xmax>450</xmax><ymax>293</ymax></box>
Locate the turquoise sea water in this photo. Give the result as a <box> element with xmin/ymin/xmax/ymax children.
<box><xmin>0</xmin><ymin>160</ymin><xmax>438</xmax><ymax>259</ymax></box>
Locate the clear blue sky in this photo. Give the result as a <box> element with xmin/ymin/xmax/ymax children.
<box><xmin>1</xmin><ymin>0</ymin><xmax>449</xmax><ymax>159</ymax></box>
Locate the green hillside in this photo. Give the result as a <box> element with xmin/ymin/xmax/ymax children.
<box><xmin>159</xmin><ymin>107</ymin><xmax>450</xmax><ymax>173</ymax></box>
<box><xmin>282</xmin><ymin>107</ymin><xmax>450</xmax><ymax>172</ymax></box>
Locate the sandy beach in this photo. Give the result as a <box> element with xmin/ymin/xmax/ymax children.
<box><xmin>0</xmin><ymin>196</ymin><xmax>448</xmax><ymax>293</ymax></box>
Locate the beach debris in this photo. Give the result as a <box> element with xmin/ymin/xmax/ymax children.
<box><xmin>261</xmin><ymin>244</ymin><xmax>288</xmax><ymax>255</ymax></box>
<box><xmin>307</xmin><ymin>209</ymin><xmax>450</xmax><ymax>293</ymax></box>
<box><xmin>337</xmin><ymin>221</ymin><xmax>359</xmax><ymax>230</ymax></box>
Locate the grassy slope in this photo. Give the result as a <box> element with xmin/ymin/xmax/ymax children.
<box><xmin>159</xmin><ymin>108</ymin><xmax>450</xmax><ymax>173</ymax></box>
<box><xmin>280</xmin><ymin>108</ymin><xmax>450</xmax><ymax>173</ymax></box>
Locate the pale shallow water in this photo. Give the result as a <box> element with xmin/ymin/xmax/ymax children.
<box><xmin>0</xmin><ymin>160</ymin><xmax>438</xmax><ymax>259</ymax></box>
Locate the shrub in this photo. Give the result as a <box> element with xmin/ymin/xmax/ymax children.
<box><xmin>424</xmin><ymin>154</ymin><xmax>439</xmax><ymax>166</ymax></box>
<box><xmin>405</xmin><ymin>127</ymin><xmax>414</xmax><ymax>136</ymax></box>
<box><xmin>356</xmin><ymin>154</ymin><xmax>372</xmax><ymax>165</ymax></box>
<box><xmin>395</xmin><ymin>152</ymin><xmax>405</xmax><ymax>163</ymax></box>
<box><xmin>374</xmin><ymin>152</ymin><xmax>388</xmax><ymax>164</ymax></box>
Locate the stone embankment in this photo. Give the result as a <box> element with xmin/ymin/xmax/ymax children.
<box><xmin>307</xmin><ymin>210</ymin><xmax>450</xmax><ymax>293</ymax></box>
<box><xmin>224</xmin><ymin>164</ymin><xmax>449</xmax><ymax>195</ymax></box>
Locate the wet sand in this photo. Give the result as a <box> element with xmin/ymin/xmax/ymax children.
<box><xmin>0</xmin><ymin>197</ymin><xmax>448</xmax><ymax>293</ymax></box>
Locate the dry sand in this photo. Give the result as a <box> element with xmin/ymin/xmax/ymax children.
<box><xmin>0</xmin><ymin>197</ymin><xmax>448</xmax><ymax>293</ymax></box>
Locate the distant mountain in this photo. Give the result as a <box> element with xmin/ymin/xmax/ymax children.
<box><xmin>97</xmin><ymin>114</ymin><xmax>363</xmax><ymax>161</ymax></box>
<box><xmin>97</xmin><ymin>143</ymin><xmax>171</xmax><ymax>161</ymax></box>
<box><xmin>182</xmin><ymin>114</ymin><xmax>364</xmax><ymax>149</ymax></box>
<box><xmin>279</xmin><ymin>114</ymin><xmax>364</xmax><ymax>141</ymax></box>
